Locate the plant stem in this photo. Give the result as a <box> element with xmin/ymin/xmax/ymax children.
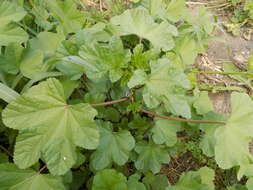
<box><xmin>140</xmin><ymin>109</ymin><xmax>226</xmax><ymax>124</ymax></box>
<box><xmin>15</xmin><ymin>22</ymin><xmax>37</xmax><ymax>36</ymax></box>
<box><xmin>198</xmin><ymin>84</ymin><xmax>247</xmax><ymax>93</ymax></box>
<box><xmin>91</xmin><ymin>97</ymin><xmax>129</xmax><ymax>107</ymax></box>
<box><xmin>39</xmin><ymin>165</ymin><xmax>47</xmax><ymax>173</ymax></box>
<box><xmin>207</xmin><ymin>3</ymin><xmax>230</xmax><ymax>9</ymax></box>
<box><xmin>0</xmin><ymin>71</ymin><xmax>8</xmax><ymax>85</ymax></box>
<box><xmin>90</xmin><ymin>97</ymin><xmax>226</xmax><ymax>124</ymax></box>
<box><xmin>0</xmin><ymin>145</ymin><xmax>13</xmax><ymax>158</ymax></box>
<box><xmin>11</xmin><ymin>73</ymin><xmax>23</xmax><ymax>89</ymax></box>
<box><xmin>192</xmin><ymin>70</ymin><xmax>252</xmax><ymax>77</ymax></box>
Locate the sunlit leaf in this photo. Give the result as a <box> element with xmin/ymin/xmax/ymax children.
<box><xmin>91</xmin><ymin>122</ymin><xmax>135</xmax><ymax>170</ymax></box>
<box><xmin>0</xmin><ymin>163</ymin><xmax>66</xmax><ymax>190</ymax></box>
<box><xmin>3</xmin><ymin>78</ymin><xmax>99</xmax><ymax>175</ymax></box>
<box><xmin>215</xmin><ymin>92</ymin><xmax>253</xmax><ymax>179</ymax></box>
<box><xmin>92</xmin><ymin>169</ymin><xmax>128</xmax><ymax>190</ymax></box>
<box><xmin>134</xmin><ymin>142</ymin><xmax>170</xmax><ymax>173</ymax></box>
<box><xmin>111</xmin><ymin>8</ymin><xmax>177</xmax><ymax>51</ymax></box>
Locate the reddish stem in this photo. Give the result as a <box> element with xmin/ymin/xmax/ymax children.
<box><xmin>89</xmin><ymin>97</ymin><xmax>225</xmax><ymax>124</ymax></box>
<box><xmin>140</xmin><ymin>109</ymin><xmax>225</xmax><ymax>124</ymax></box>
<box><xmin>0</xmin><ymin>145</ymin><xmax>13</xmax><ymax>158</ymax></box>
<box><xmin>91</xmin><ymin>97</ymin><xmax>129</xmax><ymax>107</ymax></box>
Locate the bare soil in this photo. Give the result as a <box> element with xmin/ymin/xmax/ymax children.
<box><xmin>199</xmin><ymin>19</ymin><xmax>253</xmax><ymax>113</ymax></box>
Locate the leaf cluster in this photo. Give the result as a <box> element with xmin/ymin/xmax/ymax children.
<box><xmin>0</xmin><ymin>0</ymin><xmax>253</xmax><ymax>190</ymax></box>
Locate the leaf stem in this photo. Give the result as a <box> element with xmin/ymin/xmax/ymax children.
<box><xmin>15</xmin><ymin>22</ymin><xmax>38</xmax><ymax>36</ymax></box>
<box><xmin>90</xmin><ymin>97</ymin><xmax>226</xmax><ymax>124</ymax></box>
<box><xmin>192</xmin><ymin>70</ymin><xmax>252</xmax><ymax>77</ymax></box>
<box><xmin>91</xmin><ymin>97</ymin><xmax>129</xmax><ymax>107</ymax></box>
<box><xmin>0</xmin><ymin>145</ymin><xmax>13</xmax><ymax>158</ymax></box>
<box><xmin>140</xmin><ymin>109</ymin><xmax>226</xmax><ymax>124</ymax></box>
<box><xmin>11</xmin><ymin>73</ymin><xmax>23</xmax><ymax>89</ymax></box>
<box><xmin>0</xmin><ymin>71</ymin><xmax>8</xmax><ymax>85</ymax></box>
<box><xmin>39</xmin><ymin>165</ymin><xmax>47</xmax><ymax>173</ymax></box>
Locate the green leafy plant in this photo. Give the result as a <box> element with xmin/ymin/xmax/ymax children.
<box><xmin>223</xmin><ymin>0</ymin><xmax>253</xmax><ymax>36</ymax></box>
<box><xmin>0</xmin><ymin>0</ymin><xmax>253</xmax><ymax>189</ymax></box>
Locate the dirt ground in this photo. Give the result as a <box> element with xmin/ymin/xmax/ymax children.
<box><xmin>195</xmin><ymin>8</ymin><xmax>253</xmax><ymax>113</ymax></box>
<box><xmin>206</xmin><ymin>28</ymin><xmax>253</xmax><ymax>113</ymax></box>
